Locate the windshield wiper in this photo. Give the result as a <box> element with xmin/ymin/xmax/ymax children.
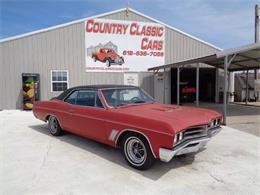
<box><xmin>133</xmin><ymin>100</ymin><xmax>146</xmax><ymax>103</ymax></box>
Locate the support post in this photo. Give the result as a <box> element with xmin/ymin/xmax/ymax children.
<box><xmin>215</xmin><ymin>68</ymin><xmax>219</xmax><ymax>103</ymax></box>
<box><xmin>196</xmin><ymin>63</ymin><xmax>199</xmax><ymax>106</ymax></box>
<box><xmin>223</xmin><ymin>54</ymin><xmax>236</xmax><ymax>125</ymax></box>
<box><xmin>163</xmin><ymin>68</ymin><xmax>166</xmax><ymax>103</ymax></box>
<box><xmin>246</xmin><ymin>70</ymin><xmax>249</xmax><ymax>104</ymax></box>
<box><xmin>229</xmin><ymin>72</ymin><xmax>235</xmax><ymax>102</ymax></box>
<box><xmin>177</xmin><ymin>67</ymin><xmax>180</xmax><ymax>105</ymax></box>
<box><xmin>223</xmin><ymin>56</ymin><xmax>228</xmax><ymax>125</ymax></box>
<box><xmin>227</xmin><ymin>71</ymin><xmax>230</xmax><ymax>105</ymax></box>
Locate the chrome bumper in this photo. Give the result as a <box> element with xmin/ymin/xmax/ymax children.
<box><xmin>159</xmin><ymin>127</ymin><xmax>221</xmax><ymax>162</ymax></box>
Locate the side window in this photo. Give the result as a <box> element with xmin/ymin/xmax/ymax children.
<box><xmin>65</xmin><ymin>90</ymin><xmax>104</xmax><ymax>108</ymax></box>
<box><xmin>96</xmin><ymin>95</ymin><xmax>104</xmax><ymax>108</ymax></box>
<box><xmin>64</xmin><ymin>91</ymin><xmax>78</xmax><ymax>104</ymax></box>
<box><xmin>77</xmin><ymin>90</ymin><xmax>96</xmax><ymax>106</ymax></box>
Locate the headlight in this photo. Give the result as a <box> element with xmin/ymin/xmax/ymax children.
<box><xmin>174</xmin><ymin>131</ymin><xmax>184</xmax><ymax>145</ymax></box>
<box><xmin>209</xmin><ymin>118</ymin><xmax>221</xmax><ymax>128</ymax></box>
<box><xmin>210</xmin><ymin>120</ymin><xmax>215</xmax><ymax>128</ymax></box>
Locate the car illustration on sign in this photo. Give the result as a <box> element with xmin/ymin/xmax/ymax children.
<box><xmin>91</xmin><ymin>48</ymin><xmax>124</xmax><ymax>67</ymax></box>
<box><xmin>33</xmin><ymin>85</ymin><xmax>222</xmax><ymax>170</ymax></box>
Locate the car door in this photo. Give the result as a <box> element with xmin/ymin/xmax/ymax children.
<box><xmin>68</xmin><ymin>90</ymin><xmax>107</xmax><ymax>142</ymax></box>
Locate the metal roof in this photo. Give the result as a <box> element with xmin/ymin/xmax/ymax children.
<box><xmin>0</xmin><ymin>7</ymin><xmax>221</xmax><ymax>50</ymax></box>
<box><xmin>148</xmin><ymin>43</ymin><xmax>260</xmax><ymax>72</ymax></box>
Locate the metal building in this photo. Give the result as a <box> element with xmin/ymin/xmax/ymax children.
<box><xmin>0</xmin><ymin>7</ymin><xmax>221</xmax><ymax>109</ymax></box>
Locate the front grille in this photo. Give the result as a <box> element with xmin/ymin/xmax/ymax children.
<box><xmin>183</xmin><ymin>125</ymin><xmax>208</xmax><ymax>140</ymax></box>
<box><xmin>174</xmin><ymin>119</ymin><xmax>221</xmax><ymax>146</ymax></box>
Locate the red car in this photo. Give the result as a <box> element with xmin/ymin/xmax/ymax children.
<box><xmin>92</xmin><ymin>48</ymin><xmax>124</xmax><ymax>67</ymax></box>
<box><xmin>33</xmin><ymin>85</ymin><xmax>222</xmax><ymax>170</ymax></box>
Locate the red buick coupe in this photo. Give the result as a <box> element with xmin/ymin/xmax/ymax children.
<box><xmin>33</xmin><ymin>85</ymin><xmax>222</xmax><ymax>170</ymax></box>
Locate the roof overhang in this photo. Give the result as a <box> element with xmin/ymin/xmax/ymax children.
<box><xmin>148</xmin><ymin>43</ymin><xmax>260</xmax><ymax>72</ymax></box>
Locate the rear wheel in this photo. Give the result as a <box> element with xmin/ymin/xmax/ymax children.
<box><xmin>121</xmin><ymin>133</ymin><xmax>155</xmax><ymax>170</ymax></box>
<box><xmin>48</xmin><ymin>116</ymin><xmax>62</xmax><ymax>136</ymax></box>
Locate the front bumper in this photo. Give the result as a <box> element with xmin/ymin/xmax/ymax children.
<box><xmin>159</xmin><ymin>127</ymin><xmax>221</xmax><ymax>162</ymax></box>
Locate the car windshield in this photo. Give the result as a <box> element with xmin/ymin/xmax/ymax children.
<box><xmin>102</xmin><ymin>87</ymin><xmax>155</xmax><ymax>108</ymax></box>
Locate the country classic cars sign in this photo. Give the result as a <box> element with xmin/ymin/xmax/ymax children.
<box><xmin>85</xmin><ymin>19</ymin><xmax>165</xmax><ymax>72</ymax></box>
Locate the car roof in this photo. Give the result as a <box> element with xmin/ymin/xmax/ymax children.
<box><xmin>74</xmin><ymin>84</ymin><xmax>138</xmax><ymax>90</ymax></box>
<box><xmin>55</xmin><ymin>85</ymin><xmax>138</xmax><ymax>100</ymax></box>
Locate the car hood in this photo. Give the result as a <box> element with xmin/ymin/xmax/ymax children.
<box><xmin>115</xmin><ymin>102</ymin><xmax>222</xmax><ymax>132</ymax></box>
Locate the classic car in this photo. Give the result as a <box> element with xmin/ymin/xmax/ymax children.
<box><xmin>33</xmin><ymin>85</ymin><xmax>222</xmax><ymax>170</ymax></box>
<box><xmin>91</xmin><ymin>48</ymin><xmax>124</xmax><ymax>67</ymax></box>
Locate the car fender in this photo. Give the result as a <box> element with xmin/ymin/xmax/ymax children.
<box><xmin>114</xmin><ymin>128</ymin><xmax>174</xmax><ymax>159</ymax></box>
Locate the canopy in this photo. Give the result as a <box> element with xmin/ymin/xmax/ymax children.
<box><xmin>148</xmin><ymin>42</ymin><xmax>260</xmax><ymax>125</ymax></box>
<box><xmin>148</xmin><ymin>43</ymin><xmax>260</xmax><ymax>71</ymax></box>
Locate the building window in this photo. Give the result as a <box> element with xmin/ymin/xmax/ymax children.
<box><xmin>51</xmin><ymin>70</ymin><xmax>69</xmax><ymax>92</ymax></box>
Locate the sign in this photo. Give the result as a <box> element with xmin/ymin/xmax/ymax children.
<box><xmin>85</xmin><ymin>19</ymin><xmax>165</xmax><ymax>72</ymax></box>
<box><xmin>124</xmin><ymin>73</ymin><xmax>139</xmax><ymax>86</ymax></box>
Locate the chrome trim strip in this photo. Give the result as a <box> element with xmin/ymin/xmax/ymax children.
<box><xmin>108</xmin><ymin>129</ymin><xmax>119</xmax><ymax>141</ymax></box>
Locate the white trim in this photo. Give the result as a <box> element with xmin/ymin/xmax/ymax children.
<box><xmin>51</xmin><ymin>70</ymin><xmax>69</xmax><ymax>92</ymax></box>
<box><xmin>0</xmin><ymin>7</ymin><xmax>221</xmax><ymax>50</ymax></box>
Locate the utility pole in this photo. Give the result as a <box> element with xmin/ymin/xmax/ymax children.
<box><xmin>255</xmin><ymin>5</ymin><xmax>259</xmax><ymax>43</ymax></box>
<box><xmin>126</xmin><ymin>0</ymin><xmax>130</xmax><ymax>17</ymax></box>
<box><xmin>255</xmin><ymin>4</ymin><xmax>260</xmax><ymax>101</ymax></box>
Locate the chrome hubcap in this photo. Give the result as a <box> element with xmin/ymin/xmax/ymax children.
<box><xmin>49</xmin><ymin>117</ymin><xmax>58</xmax><ymax>133</ymax></box>
<box><xmin>125</xmin><ymin>137</ymin><xmax>147</xmax><ymax>165</ymax></box>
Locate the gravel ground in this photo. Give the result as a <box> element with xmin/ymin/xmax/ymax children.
<box><xmin>0</xmin><ymin>110</ymin><xmax>260</xmax><ymax>195</ymax></box>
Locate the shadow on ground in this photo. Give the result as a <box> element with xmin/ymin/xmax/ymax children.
<box><xmin>29</xmin><ymin>124</ymin><xmax>203</xmax><ymax>181</ymax></box>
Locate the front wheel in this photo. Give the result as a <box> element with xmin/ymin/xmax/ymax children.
<box><xmin>121</xmin><ymin>133</ymin><xmax>155</xmax><ymax>170</ymax></box>
<box><xmin>48</xmin><ymin>116</ymin><xmax>62</xmax><ymax>136</ymax></box>
<box><xmin>120</xmin><ymin>57</ymin><xmax>124</xmax><ymax>64</ymax></box>
<box><xmin>106</xmin><ymin>59</ymin><xmax>111</xmax><ymax>67</ymax></box>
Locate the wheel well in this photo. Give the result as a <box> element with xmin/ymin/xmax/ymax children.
<box><xmin>45</xmin><ymin>115</ymin><xmax>50</xmax><ymax>122</ymax></box>
<box><xmin>117</xmin><ymin>131</ymin><xmax>148</xmax><ymax>148</ymax></box>
<box><xmin>116</xmin><ymin>130</ymin><xmax>156</xmax><ymax>158</ymax></box>
<box><xmin>106</xmin><ymin>57</ymin><xmax>112</xmax><ymax>61</ymax></box>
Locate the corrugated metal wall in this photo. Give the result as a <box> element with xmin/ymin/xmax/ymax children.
<box><xmin>0</xmin><ymin>9</ymin><xmax>218</xmax><ymax>109</ymax></box>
